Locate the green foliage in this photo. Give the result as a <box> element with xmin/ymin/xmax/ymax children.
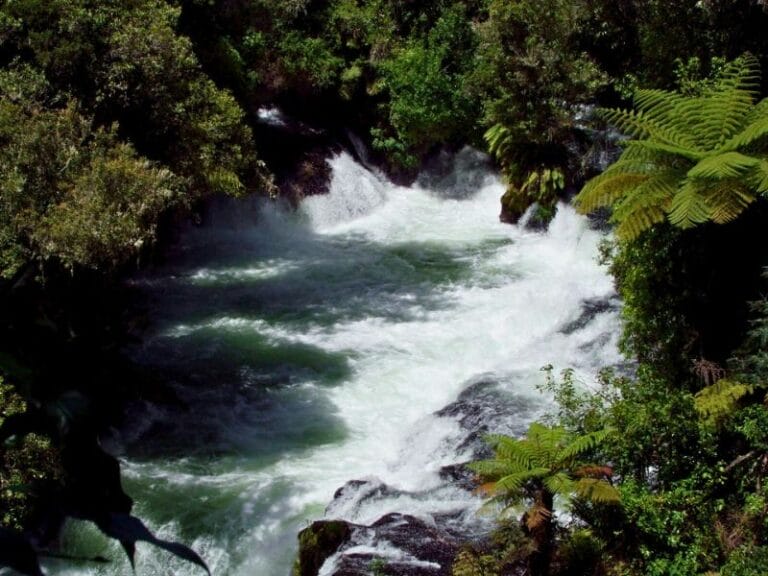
<box><xmin>451</xmin><ymin>548</ymin><xmax>499</xmax><ymax>576</ymax></box>
<box><xmin>0</xmin><ymin>377</ymin><xmax>63</xmax><ymax>531</ymax></box>
<box><xmin>373</xmin><ymin>3</ymin><xmax>478</xmax><ymax>168</ymax></box>
<box><xmin>470</xmin><ymin>423</ymin><xmax>619</xmax><ymax>520</ymax></box>
<box><xmin>556</xmin><ymin>529</ymin><xmax>604</xmax><ymax>576</ymax></box>
<box><xmin>474</xmin><ymin>0</ymin><xmax>607</xmax><ymax>205</ymax></box>
<box><xmin>575</xmin><ymin>55</ymin><xmax>768</xmax><ymax>240</ymax></box>
<box><xmin>721</xmin><ymin>546</ymin><xmax>768</xmax><ymax>576</ymax></box>
<box><xmin>0</xmin><ymin>89</ymin><xmax>178</xmax><ymax>275</ymax></box>
<box><xmin>694</xmin><ymin>379</ymin><xmax>756</xmax><ymax>426</ymax></box>
<box><xmin>1</xmin><ymin>0</ymin><xmax>264</xmax><ymax>200</ymax></box>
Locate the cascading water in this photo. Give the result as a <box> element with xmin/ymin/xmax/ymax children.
<box><xmin>51</xmin><ymin>148</ymin><xmax>622</xmax><ymax>576</ymax></box>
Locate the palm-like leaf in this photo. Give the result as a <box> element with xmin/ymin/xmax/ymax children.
<box><xmin>575</xmin><ymin>55</ymin><xmax>768</xmax><ymax>240</ymax></box>
<box><xmin>471</xmin><ymin>423</ymin><xmax>619</xmax><ymax>526</ymax></box>
<box><xmin>574</xmin><ymin>478</ymin><xmax>621</xmax><ymax>504</ymax></box>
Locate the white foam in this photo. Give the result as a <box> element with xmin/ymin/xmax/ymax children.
<box><xmin>67</xmin><ymin>151</ymin><xmax>621</xmax><ymax>576</ymax></box>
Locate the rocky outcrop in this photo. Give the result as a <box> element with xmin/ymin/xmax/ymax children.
<box><xmin>294</xmin><ymin>376</ymin><xmax>543</xmax><ymax>576</ymax></box>
<box><xmin>294</xmin><ymin>520</ymin><xmax>353</xmax><ymax>576</ymax></box>
<box><xmin>294</xmin><ymin>513</ymin><xmax>463</xmax><ymax>576</ymax></box>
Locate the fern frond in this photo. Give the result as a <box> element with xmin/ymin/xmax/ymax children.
<box><xmin>574</xmin><ymin>478</ymin><xmax>621</xmax><ymax>504</ymax></box>
<box><xmin>628</xmin><ymin>139</ymin><xmax>705</xmax><ymax>162</ymax></box>
<box><xmin>608</xmin><ymin>174</ymin><xmax>678</xmax><ymax>240</ymax></box>
<box><xmin>721</xmin><ymin>114</ymin><xmax>768</xmax><ymax>150</ymax></box>
<box><xmin>614</xmin><ymin>205</ymin><xmax>667</xmax><ymax>240</ymax></box>
<box><xmin>494</xmin><ymin>468</ymin><xmax>550</xmax><ymax>496</ymax></box>
<box><xmin>702</xmin><ymin>181</ymin><xmax>754</xmax><ymax>224</ymax></box>
<box><xmin>714</xmin><ymin>53</ymin><xmax>761</xmax><ymax>99</ymax></box>
<box><xmin>558</xmin><ymin>429</ymin><xmax>610</xmax><ymax>463</ymax></box>
<box><xmin>600</xmin><ymin>108</ymin><xmax>701</xmax><ymax>153</ymax></box>
<box><xmin>484</xmin><ymin>124</ymin><xmax>514</xmax><ymax>161</ymax></box>
<box><xmin>529</xmin><ymin>424</ymin><xmax>567</xmax><ymax>466</ymax></box>
<box><xmin>611</xmin><ymin>172</ymin><xmax>677</xmax><ymax>221</ymax></box>
<box><xmin>687</xmin><ymin>152</ymin><xmax>760</xmax><ymax>179</ymax></box>
<box><xmin>468</xmin><ymin>459</ymin><xmax>517</xmax><ymax>479</ymax></box>
<box><xmin>694</xmin><ymin>378</ymin><xmax>755</xmax><ymax>425</ymax></box>
<box><xmin>750</xmin><ymin>159</ymin><xmax>768</xmax><ymax>194</ymax></box>
<box><xmin>488</xmin><ymin>434</ymin><xmax>534</xmax><ymax>468</ymax></box>
<box><xmin>667</xmin><ymin>180</ymin><xmax>711</xmax><ymax>228</ymax></box>
<box><xmin>543</xmin><ymin>471</ymin><xmax>575</xmax><ymax>496</ymax></box>
<box><xmin>574</xmin><ymin>172</ymin><xmax>649</xmax><ymax>213</ymax></box>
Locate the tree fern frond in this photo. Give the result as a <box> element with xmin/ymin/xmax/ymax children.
<box><xmin>558</xmin><ymin>429</ymin><xmax>610</xmax><ymax>463</ymax></box>
<box><xmin>494</xmin><ymin>468</ymin><xmax>550</xmax><ymax>496</ymax></box>
<box><xmin>608</xmin><ymin>174</ymin><xmax>677</xmax><ymax>239</ymax></box>
<box><xmin>574</xmin><ymin>172</ymin><xmax>649</xmax><ymax>213</ymax></box>
<box><xmin>468</xmin><ymin>459</ymin><xmax>517</xmax><ymax>479</ymax></box>
<box><xmin>692</xmin><ymin>92</ymin><xmax>755</xmax><ymax>148</ymax></box>
<box><xmin>703</xmin><ymin>181</ymin><xmax>754</xmax><ymax>224</ymax></box>
<box><xmin>687</xmin><ymin>152</ymin><xmax>761</xmax><ymax>179</ymax></box>
<box><xmin>614</xmin><ymin>206</ymin><xmax>666</xmax><ymax>240</ymax></box>
<box><xmin>721</xmin><ymin>114</ymin><xmax>768</xmax><ymax>150</ymax></box>
<box><xmin>713</xmin><ymin>53</ymin><xmax>761</xmax><ymax>99</ymax></box>
<box><xmin>489</xmin><ymin>434</ymin><xmax>533</xmax><ymax>465</ymax></box>
<box><xmin>574</xmin><ymin>478</ymin><xmax>621</xmax><ymax>504</ymax></box>
<box><xmin>750</xmin><ymin>160</ymin><xmax>768</xmax><ymax>193</ymax></box>
<box><xmin>611</xmin><ymin>172</ymin><xmax>678</xmax><ymax>222</ymax></box>
<box><xmin>628</xmin><ymin>139</ymin><xmax>705</xmax><ymax>162</ymax></box>
<box><xmin>543</xmin><ymin>471</ymin><xmax>574</xmax><ymax>496</ymax></box>
<box><xmin>748</xmin><ymin>97</ymin><xmax>768</xmax><ymax>122</ymax></box>
<box><xmin>667</xmin><ymin>180</ymin><xmax>711</xmax><ymax>228</ymax></box>
<box><xmin>632</xmin><ymin>89</ymin><xmax>700</xmax><ymax>148</ymax></box>
<box><xmin>694</xmin><ymin>378</ymin><xmax>755</xmax><ymax>426</ymax></box>
<box><xmin>599</xmin><ymin>108</ymin><xmax>701</xmax><ymax>152</ymax></box>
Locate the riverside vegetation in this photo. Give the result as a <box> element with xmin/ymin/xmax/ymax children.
<box><xmin>1</xmin><ymin>1</ymin><xmax>768</xmax><ymax>575</ymax></box>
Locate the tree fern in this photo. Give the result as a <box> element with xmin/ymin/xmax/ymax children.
<box><xmin>470</xmin><ymin>423</ymin><xmax>618</xmax><ymax>521</ymax></box>
<box><xmin>694</xmin><ymin>378</ymin><xmax>756</xmax><ymax>426</ymax></box>
<box><xmin>575</xmin><ymin>54</ymin><xmax>768</xmax><ymax>240</ymax></box>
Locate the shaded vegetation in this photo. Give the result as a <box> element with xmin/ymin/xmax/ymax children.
<box><xmin>2</xmin><ymin>0</ymin><xmax>768</xmax><ymax>574</ymax></box>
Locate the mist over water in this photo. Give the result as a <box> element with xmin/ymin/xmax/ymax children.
<box><xmin>53</xmin><ymin>149</ymin><xmax>621</xmax><ymax>576</ymax></box>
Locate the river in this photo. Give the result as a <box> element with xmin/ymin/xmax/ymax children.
<box><xmin>53</xmin><ymin>148</ymin><xmax>621</xmax><ymax>576</ymax></box>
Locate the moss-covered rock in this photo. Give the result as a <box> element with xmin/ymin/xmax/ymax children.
<box><xmin>293</xmin><ymin>520</ymin><xmax>353</xmax><ymax>576</ymax></box>
<box><xmin>499</xmin><ymin>187</ymin><xmax>530</xmax><ymax>225</ymax></box>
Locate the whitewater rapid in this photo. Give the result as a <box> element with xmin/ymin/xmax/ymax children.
<box><xmin>52</xmin><ymin>149</ymin><xmax>621</xmax><ymax>576</ymax></box>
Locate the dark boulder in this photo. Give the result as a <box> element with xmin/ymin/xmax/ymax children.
<box><xmin>294</xmin><ymin>520</ymin><xmax>353</xmax><ymax>576</ymax></box>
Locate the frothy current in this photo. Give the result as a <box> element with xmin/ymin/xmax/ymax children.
<box><xmin>54</xmin><ymin>149</ymin><xmax>621</xmax><ymax>575</ymax></box>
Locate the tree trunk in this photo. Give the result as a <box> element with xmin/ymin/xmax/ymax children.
<box><xmin>524</xmin><ymin>489</ymin><xmax>554</xmax><ymax>576</ymax></box>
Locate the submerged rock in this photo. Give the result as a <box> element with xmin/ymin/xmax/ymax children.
<box><xmin>559</xmin><ymin>296</ymin><xmax>621</xmax><ymax>335</ymax></box>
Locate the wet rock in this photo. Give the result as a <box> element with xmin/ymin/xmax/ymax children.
<box><xmin>279</xmin><ymin>146</ymin><xmax>338</xmax><ymax>206</ymax></box>
<box><xmin>559</xmin><ymin>297</ymin><xmax>621</xmax><ymax>335</ymax></box>
<box><xmin>319</xmin><ymin>514</ymin><xmax>462</xmax><ymax>576</ymax></box>
<box><xmin>328</xmin><ymin>479</ymin><xmax>407</xmax><ymax>519</ymax></box>
<box><xmin>306</xmin><ymin>377</ymin><xmax>541</xmax><ymax>576</ymax></box>
<box><xmin>438</xmin><ymin>463</ymin><xmax>476</xmax><ymax>492</ymax></box>
<box><xmin>417</xmin><ymin>147</ymin><xmax>495</xmax><ymax>200</ymax></box>
<box><xmin>373</xmin><ymin>513</ymin><xmax>460</xmax><ymax>569</ymax></box>
<box><xmin>294</xmin><ymin>520</ymin><xmax>353</xmax><ymax>576</ymax></box>
<box><xmin>499</xmin><ymin>187</ymin><xmax>528</xmax><ymax>225</ymax></box>
<box><xmin>435</xmin><ymin>378</ymin><xmax>536</xmax><ymax>456</ymax></box>
<box><xmin>518</xmin><ymin>202</ymin><xmax>555</xmax><ymax>232</ymax></box>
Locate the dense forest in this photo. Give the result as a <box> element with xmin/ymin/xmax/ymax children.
<box><xmin>2</xmin><ymin>1</ymin><xmax>768</xmax><ymax>575</ymax></box>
